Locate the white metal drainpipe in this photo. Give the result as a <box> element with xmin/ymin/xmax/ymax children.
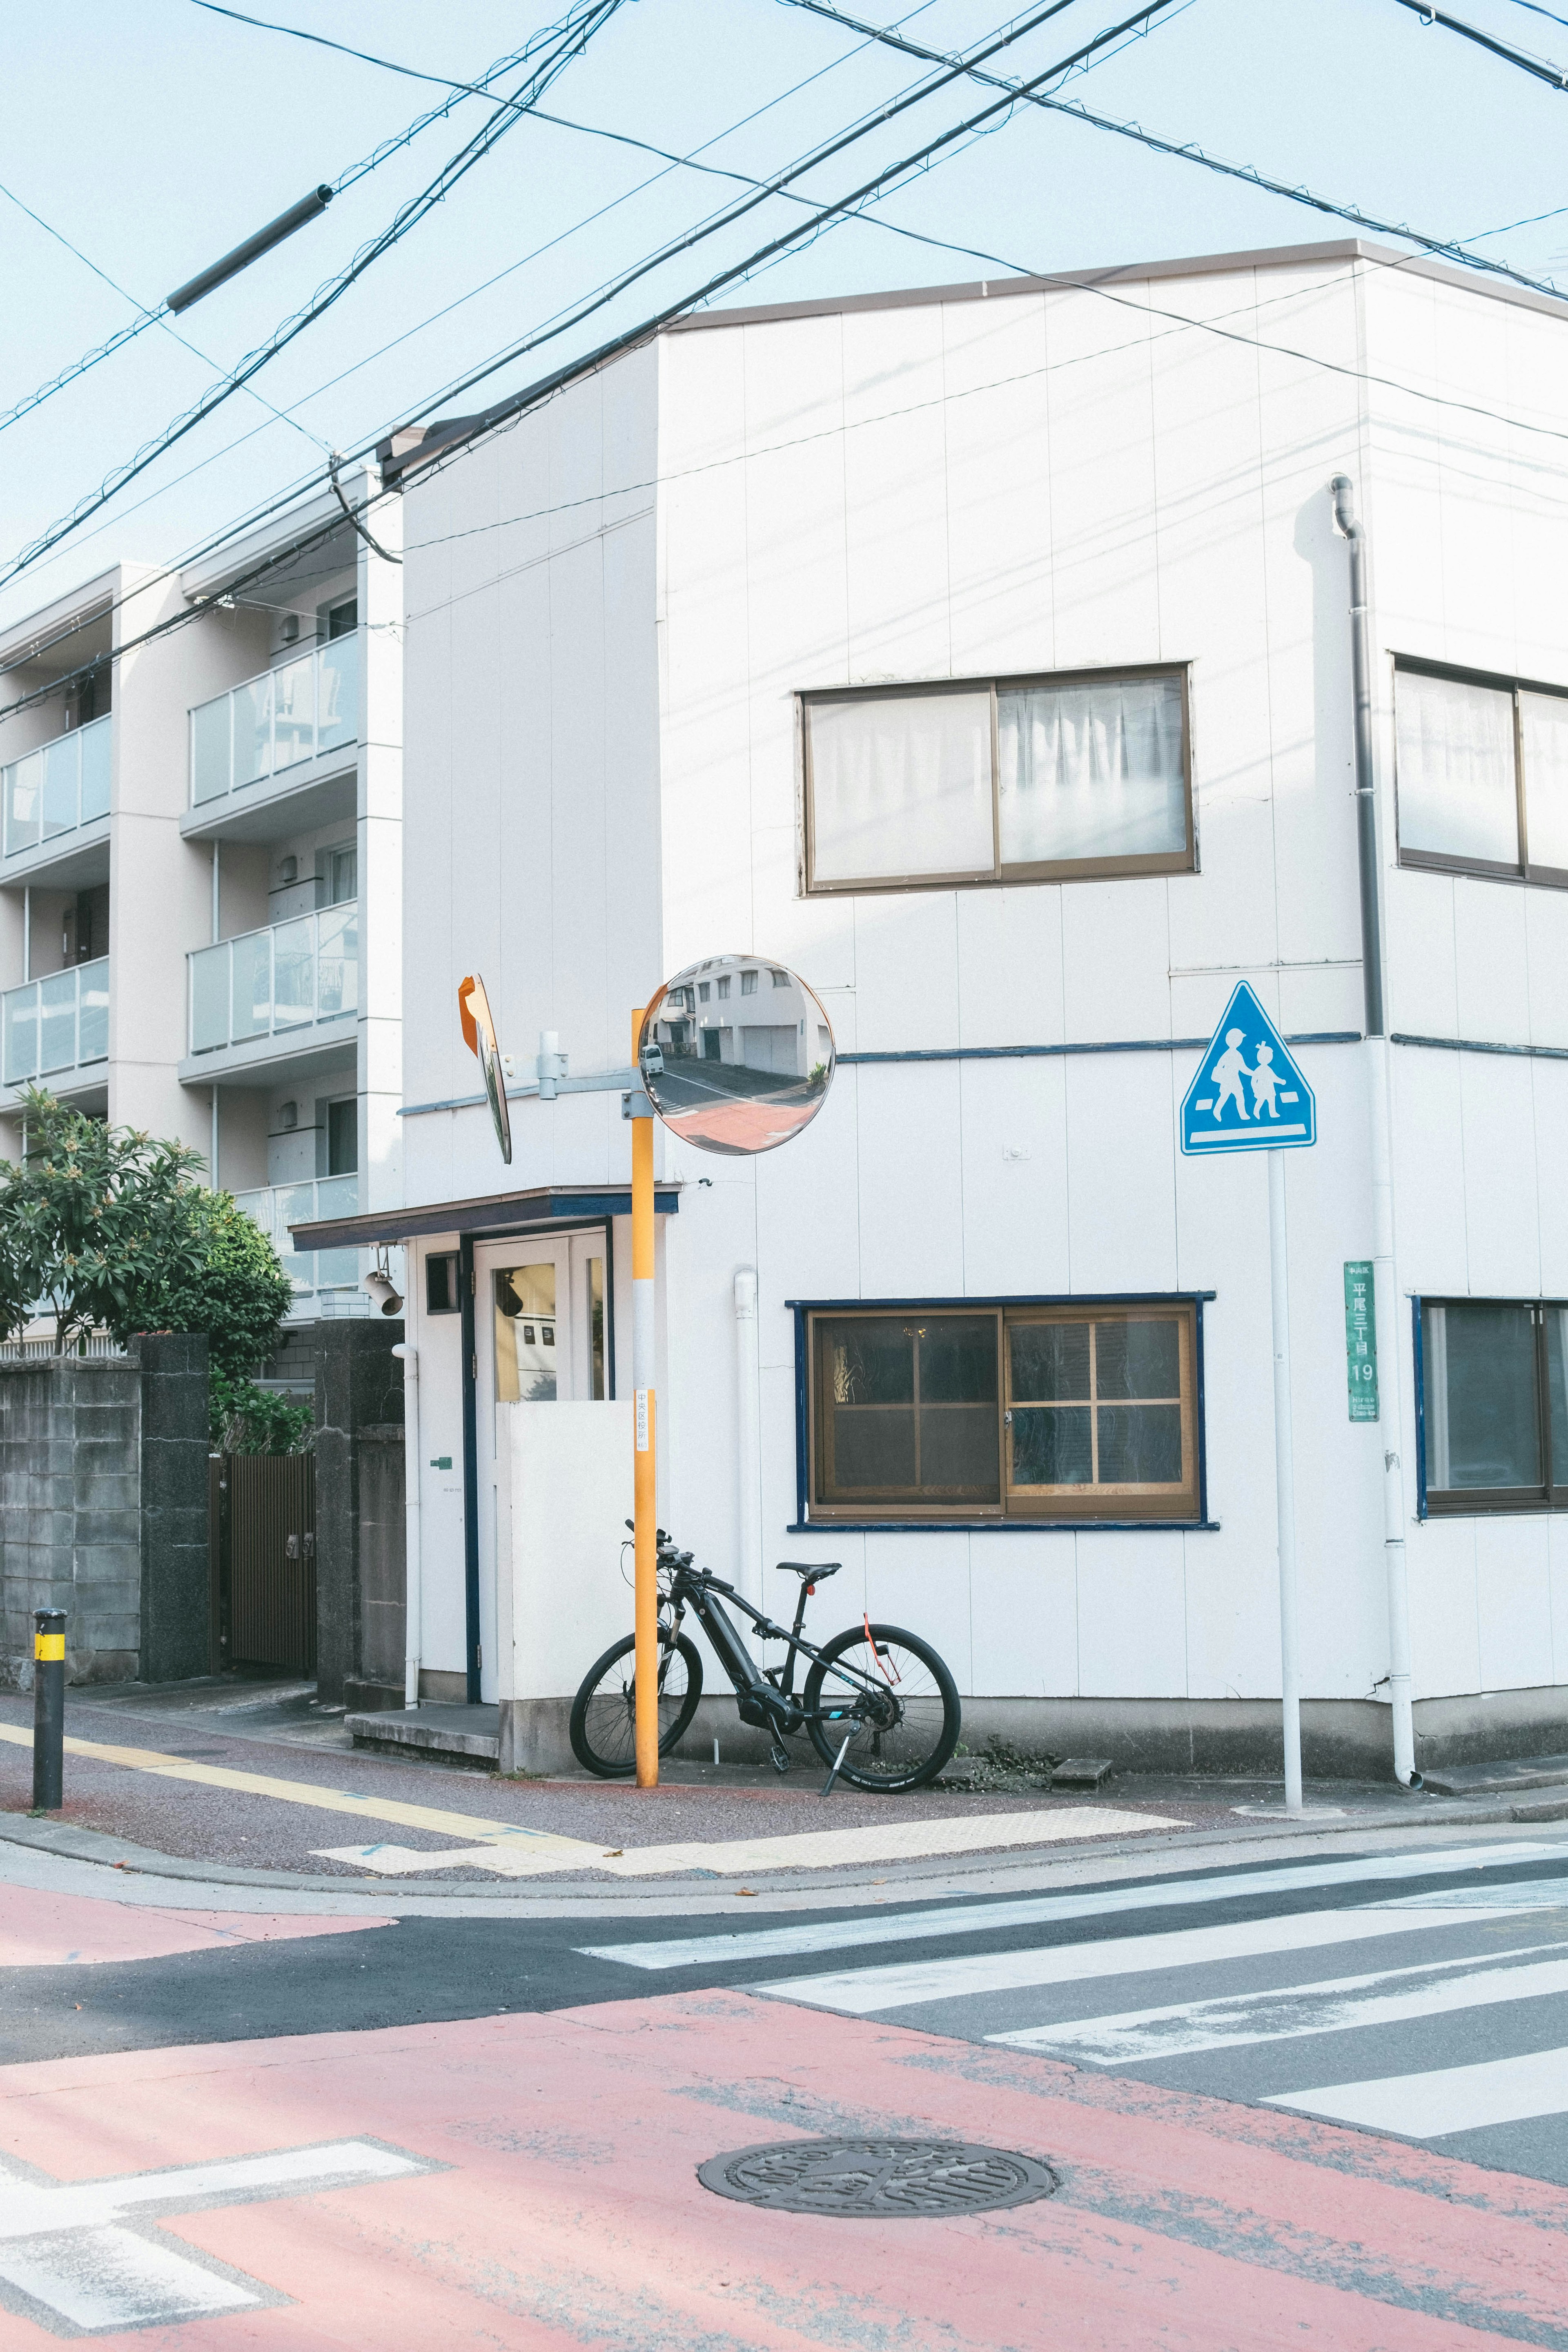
<box><xmin>392</xmin><ymin>1340</ymin><xmax>421</xmax><ymax>1708</ymax></box>
<box><xmin>734</xmin><ymin>1268</ymin><xmax>762</xmax><ymax>1609</ymax></box>
<box><xmin>1332</xmin><ymin>472</ymin><xmax>1419</xmax><ymax>1791</ymax></box>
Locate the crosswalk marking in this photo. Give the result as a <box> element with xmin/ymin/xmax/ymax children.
<box><xmin>1267</xmin><ymin>2045</ymin><xmax>1568</xmax><ymax>2138</ymax></box>
<box><xmin>580</xmin><ymin>1842</ymin><xmax>1560</xmax><ymax>1971</ymax></box>
<box><xmin>988</xmin><ymin>1943</ymin><xmax>1568</xmax><ymax>2063</ymax></box>
<box><xmin>1373</xmin><ymin>1877</ymin><xmax>1568</xmax><ymax>1912</ymax></box>
<box><xmin>753</xmin><ymin>1902</ymin><xmax>1503</xmax><ymax>2015</ymax></box>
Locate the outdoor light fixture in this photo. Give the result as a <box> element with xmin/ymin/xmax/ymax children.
<box><xmin>165</xmin><ymin>185</ymin><xmax>334</xmax><ymax>315</ymax></box>
<box><xmin>362</xmin><ymin>1248</ymin><xmax>403</xmax><ymax>1317</ymax></box>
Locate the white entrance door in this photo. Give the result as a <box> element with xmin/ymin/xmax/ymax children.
<box><xmin>472</xmin><ymin>1233</ymin><xmax>609</xmax><ymax>1702</ymax></box>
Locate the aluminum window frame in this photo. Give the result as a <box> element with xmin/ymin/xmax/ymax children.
<box><xmin>1393</xmin><ymin>655</ymin><xmax>1568</xmax><ymax>890</ymax></box>
<box><xmin>798</xmin><ymin>1294</ymin><xmax>1208</xmax><ymax>1528</ymax></box>
<box><xmin>1417</xmin><ymin>1293</ymin><xmax>1568</xmax><ymax>1516</ymax></box>
<box><xmin>798</xmin><ymin>663</ymin><xmax>1196</xmax><ymax>897</ymax></box>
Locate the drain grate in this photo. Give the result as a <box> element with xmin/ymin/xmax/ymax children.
<box><xmin>697</xmin><ymin>2137</ymin><xmax>1057</xmax><ymax>2218</ymax></box>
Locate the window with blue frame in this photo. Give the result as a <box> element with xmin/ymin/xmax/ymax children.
<box><xmin>805</xmin><ymin>1299</ymin><xmax>1201</xmax><ymax>1524</ymax></box>
<box><xmin>1420</xmin><ymin>1298</ymin><xmax>1568</xmax><ymax>1513</ymax></box>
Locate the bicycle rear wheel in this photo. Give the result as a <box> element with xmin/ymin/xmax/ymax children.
<box><xmin>569</xmin><ymin>1632</ymin><xmax>703</xmax><ymax>1778</ymax></box>
<box><xmin>802</xmin><ymin>1623</ymin><xmax>960</xmax><ymax>1793</ymax></box>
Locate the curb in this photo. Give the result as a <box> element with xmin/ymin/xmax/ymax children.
<box><xmin>3</xmin><ymin>1793</ymin><xmax>1566</xmax><ymax>1909</ymax></box>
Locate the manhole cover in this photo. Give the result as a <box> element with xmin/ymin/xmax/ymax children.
<box><xmin>697</xmin><ymin>2137</ymin><xmax>1056</xmax><ymax>2218</ymax></box>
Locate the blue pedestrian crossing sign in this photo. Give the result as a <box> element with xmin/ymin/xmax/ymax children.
<box><xmin>1179</xmin><ymin>982</ymin><xmax>1316</xmax><ymax>1156</ymax></box>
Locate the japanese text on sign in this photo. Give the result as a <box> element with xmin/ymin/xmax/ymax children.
<box><xmin>1344</xmin><ymin>1259</ymin><xmax>1379</xmax><ymax>1422</ymax></box>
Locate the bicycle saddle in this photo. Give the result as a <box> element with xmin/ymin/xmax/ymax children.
<box><xmin>777</xmin><ymin>1561</ymin><xmax>840</xmax><ymax>1580</ymax></box>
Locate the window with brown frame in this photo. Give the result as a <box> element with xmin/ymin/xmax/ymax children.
<box><xmin>1420</xmin><ymin>1298</ymin><xmax>1568</xmax><ymax>1515</ymax></box>
<box><xmin>808</xmin><ymin>1301</ymin><xmax>1201</xmax><ymax>1523</ymax></box>
<box><xmin>1395</xmin><ymin>659</ymin><xmax>1568</xmax><ymax>886</ymax></box>
<box><xmin>800</xmin><ymin>666</ymin><xmax>1194</xmax><ymax>894</ymax></box>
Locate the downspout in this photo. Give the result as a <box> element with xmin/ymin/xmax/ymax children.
<box><xmin>392</xmin><ymin>1339</ymin><xmax>421</xmax><ymax>1708</ymax></box>
<box><xmin>734</xmin><ymin>1268</ymin><xmax>763</xmax><ymax>1609</ymax></box>
<box><xmin>1330</xmin><ymin>473</ymin><xmax>1419</xmax><ymax>1791</ymax></box>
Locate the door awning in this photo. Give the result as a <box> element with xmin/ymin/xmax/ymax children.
<box><xmin>288</xmin><ymin>1183</ymin><xmax>680</xmax><ymax>1252</ymax></box>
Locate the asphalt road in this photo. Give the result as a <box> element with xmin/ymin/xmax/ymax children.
<box><xmin>12</xmin><ymin>1832</ymin><xmax>1568</xmax><ymax>2186</ymax></box>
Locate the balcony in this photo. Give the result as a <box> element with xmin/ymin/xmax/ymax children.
<box><xmin>234</xmin><ymin>1175</ymin><xmax>365</xmax><ymax>1319</ymax></box>
<box><xmin>2</xmin><ymin>957</ymin><xmax>109</xmax><ymax>1091</ymax></box>
<box><xmin>184</xmin><ymin>634</ymin><xmax>358</xmax><ymax>844</ymax></box>
<box><xmin>2</xmin><ymin>716</ymin><xmax>111</xmax><ymax>885</ymax></box>
<box><xmin>185</xmin><ymin>904</ymin><xmax>357</xmax><ymax>1081</ymax></box>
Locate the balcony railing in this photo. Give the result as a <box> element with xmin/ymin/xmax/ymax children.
<box><xmin>234</xmin><ymin>1174</ymin><xmax>361</xmax><ymax>1311</ymax></box>
<box><xmin>2</xmin><ymin>957</ymin><xmax>109</xmax><ymax>1086</ymax></box>
<box><xmin>189</xmin><ymin>903</ymin><xmax>357</xmax><ymax>1056</ymax></box>
<box><xmin>3</xmin><ymin>715</ymin><xmax>111</xmax><ymax>858</ymax></box>
<box><xmin>190</xmin><ymin>633</ymin><xmax>358</xmax><ymax>808</ymax></box>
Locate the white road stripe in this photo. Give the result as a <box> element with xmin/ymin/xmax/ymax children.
<box><xmin>753</xmin><ymin>1904</ymin><xmax>1504</xmax><ymax>2015</ymax></box>
<box><xmin>1374</xmin><ymin>1877</ymin><xmax>1568</xmax><ymax>1912</ymax></box>
<box><xmin>1267</xmin><ymin>2045</ymin><xmax>1568</xmax><ymax>2137</ymax></box>
<box><xmin>988</xmin><ymin>1943</ymin><xmax>1568</xmax><ymax>2062</ymax></box>
<box><xmin>579</xmin><ymin>1841</ymin><xmax>1560</xmax><ymax>1970</ymax></box>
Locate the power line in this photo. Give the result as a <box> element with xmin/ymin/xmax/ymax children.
<box><xmin>1391</xmin><ymin>0</ymin><xmax>1568</xmax><ymax>90</ymax></box>
<box><xmin>786</xmin><ymin>0</ymin><xmax>1565</xmax><ymax>299</ymax></box>
<box><xmin>0</xmin><ymin>0</ymin><xmax>628</xmax><ymax>597</ymax></box>
<box><xmin>187</xmin><ymin>0</ymin><xmax>499</xmax><ymax>96</ymax></box>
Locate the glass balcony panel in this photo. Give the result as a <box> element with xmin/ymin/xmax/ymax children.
<box><xmin>76</xmin><ymin>959</ymin><xmax>108</xmax><ymax>1064</ymax></box>
<box><xmin>231</xmin><ymin>930</ymin><xmax>273</xmax><ymax>1040</ymax></box>
<box><xmin>315</xmin><ymin>1246</ymin><xmax>359</xmax><ymax>1289</ymax></box>
<box><xmin>316</xmin><ymin>903</ymin><xmax>358</xmax><ymax>1020</ymax></box>
<box><xmin>78</xmin><ymin>717</ymin><xmax>111</xmax><ymax>823</ymax></box>
<box><xmin>191</xmin><ymin>695</ymin><xmax>232</xmax><ymax>805</ymax></box>
<box><xmin>315</xmin><ymin>1173</ymin><xmax>359</xmax><ymax>1220</ymax></box>
<box><xmin>230</xmin><ymin>1186</ymin><xmax>273</xmax><ymax>1234</ymax></box>
<box><xmin>42</xmin><ymin>736</ymin><xmax>78</xmax><ymax>838</ymax></box>
<box><xmin>271</xmin><ymin>654</ymin><xmax>316</xmax><ymax>774</ymax></box>
<box><xmin>318</xmin><ymin>632</ymin><xmax>357</xmax><ymax>753</ymax></box>
<box><xmin>279</xmin><ymin>1250</ymin><xmax>316</xmax><ymax>1293</ymax></box>
<box><xmin>189</xmin><ymin>943</ymin><xmax>230</xmax><ymax>1052</ymax></box>
<box><xmin>4</xmin><ymin>985</ymin><xmax>38</xmax><ymax>1083</ymax></box>
<box><xmin>233</xmin><ymin>673</ymin><xmax>273</xmax><ymax>789</ymax></box>
<box><xmin>5</xmin><ymin>751</ymin><xmax>41</xmax><ymax>856</ymax></box>
<box><xmin>37</xmin><ymin>971</ymin><xmax>77</xmax><ymax>1075</ymax></box>
<box><xmin>278</xmin><ymin>1181</ymin><xmax>318</xmax><ymax>1232</ymax></box>
<box><xmin>272</xmin><ymin>920</ymin><xmax>316</xmax><ymax>1029</ymax></box>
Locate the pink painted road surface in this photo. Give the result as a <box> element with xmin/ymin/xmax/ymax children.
<box><xmin>0</xmin><ymin>1884</ymin><xmax>393</xmax><ymax>1967</ymax></box>
<box><xmin>4</xmin><ymin>1989</ymin><xmax>1568</xmax><ymax>2346</ymax></box>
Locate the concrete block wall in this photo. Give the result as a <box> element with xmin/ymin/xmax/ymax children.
<box><xmin>0</xmin><ymin>1333</ymin><xmax>210</xmax><ymax>1690</ymax></box>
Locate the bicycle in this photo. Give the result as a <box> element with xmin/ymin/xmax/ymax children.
<box><xmin>568</xmin><ymin>1527</ymin><xmax>961</xmax><ymax>1794</ymax></box>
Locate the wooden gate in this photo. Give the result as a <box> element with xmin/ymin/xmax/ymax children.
<box><xmin>227</xmin><ymin>1454</ymin><xmax>317</xmax><ymax>1672</ymax></box>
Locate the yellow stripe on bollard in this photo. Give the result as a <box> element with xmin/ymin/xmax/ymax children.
<box><xmin>34</xmin><ymin>1633</ymin><xmax>65</xmax><ymax>1662</ymax></box>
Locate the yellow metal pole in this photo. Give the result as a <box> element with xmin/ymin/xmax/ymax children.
<box><xmin>631</xmin><ymin>1007</ymin><xmax>659</xmax><ymax>1789</ymax></box>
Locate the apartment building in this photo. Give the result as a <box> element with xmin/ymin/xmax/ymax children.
<box><xmin>301</xmin><ymin>237</ymin><xmax>1568</xmax><ymax>1778</ymax></box>
<box><xmin>0</xmin><ymin>472</ymin><xmax>402</xmax><ymax>1319</ymax></box>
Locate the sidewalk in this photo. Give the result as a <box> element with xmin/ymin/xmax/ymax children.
<box><xmin>3</xmin><ymin>1683</ymin><xmax>1564</xmax><ymax>1897</ymax></box>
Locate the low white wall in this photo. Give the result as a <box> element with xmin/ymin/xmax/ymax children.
<box><xmin>496</xmin><ymin>1400</ymin><xmax>635</xmax><ymax>1756</ymax></box>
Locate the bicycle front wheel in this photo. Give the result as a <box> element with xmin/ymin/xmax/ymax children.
<box><xmin>569</xmin><ymin>1633</ymin><xmax>703</xmax><ymax>1778</ymax></box>
<box><xmin>802</xmin><ymin>1624</ymin><xmax>960</xmax><ymax>1793</ymax></box>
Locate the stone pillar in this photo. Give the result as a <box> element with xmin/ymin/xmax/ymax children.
<box><xmin>136</xmin><ymin>1332</ymin><xmax>212</xmax><ymax>1684</ymax></box>
<box><xmin>314</xmin><ymin>1318</ymin><xmax>403</xmax><ymax>1706</ymax></box>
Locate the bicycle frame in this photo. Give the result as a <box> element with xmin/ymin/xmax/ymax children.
<box><xmin>660</xmin><ymin>1557</ymin><xmax>898</xmax><ymax>1740</ymax></box>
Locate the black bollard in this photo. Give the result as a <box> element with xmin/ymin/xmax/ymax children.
<box><xmin>31</xmin><ymin>1608</ymin><xmax>65</xmax><ymax>1812</ymax></box>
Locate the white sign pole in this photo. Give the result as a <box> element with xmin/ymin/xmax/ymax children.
<box><xmin>1267</xmin><ymin>1147</ymin><xmax>1304</xmax><ymax>1812</ymax></box>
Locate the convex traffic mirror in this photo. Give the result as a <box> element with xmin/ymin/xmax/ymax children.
<box><xmin>458</xmin><ymin>971</ymin><xmax>512</xmax><ymax>1166</ymax></box>
<box><xmin>638</xmin><ymin>953</ymin><xmax>835</xmax><ymax>1155</ymax></box>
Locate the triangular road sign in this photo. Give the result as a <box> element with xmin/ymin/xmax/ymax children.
<box><xmin>1180</xmin><ymin>982</ymin><xmax>1316</xmax><ymax>1156</ymax></box>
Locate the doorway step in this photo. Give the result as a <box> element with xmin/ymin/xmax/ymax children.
<box><xmin>345</xmin><ymin>1703</ymin><xmax>499</xmax><ymax>1769</ymax></box>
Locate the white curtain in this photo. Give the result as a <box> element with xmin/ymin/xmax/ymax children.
<box><xmin>997</xmin><ymin>675</ymin><xmax>1186</xmax><ymax>865</ymax></box>
<box><xmin>807</xmin><ymin>691</ymin><xmax>993</xmax><ymax>883</ymax></box>
<box><xmin>1520</xmin><ymin>691</ymin><xmax>1568</xmax><ymax>873</ymax></box>
<box><xmin>1395</xmin><ymin>670</ymin><xmax>1518</xmax><ymax>866</ymax></box>
<box><xmin>1425</xmin><ymin>1303</ymin><xmax>1450</xmax><ymax>1491</ymax></box>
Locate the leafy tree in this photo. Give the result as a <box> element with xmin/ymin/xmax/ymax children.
<box><xmin>0</xmin><ymin>1091</ymin><xmax>307</xmax><ymax>1450</ymax></box>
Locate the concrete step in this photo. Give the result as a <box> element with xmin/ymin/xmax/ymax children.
<box><xmin>1420</xmin><ymin>1752</ymin><xmax>1568</xmax><ymax>1798</ymax></box>
<box><xmin>345</xmin><ymin>1704</ymin><xmax>499</xmax><ymax>1768</ymax></box>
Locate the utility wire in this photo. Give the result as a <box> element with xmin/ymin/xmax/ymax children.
<box><xmin>187</xmin><ymin>0</ymin><xmax>501</xmax><ymax>96</ymax></box>
<box><xmin>0</xmin><ymin>0</ymin><xmax>626</xmax><ymax>596</ymax></box>
<box><xmin>1391</xmin><ymin>0</ymin><xmax>1568</xmax><ymax>89</ymax></box>
<box><xmin>787</xmin><ymin>0</ymin><xmax>1564</xmax><ymax>298</ymax></box>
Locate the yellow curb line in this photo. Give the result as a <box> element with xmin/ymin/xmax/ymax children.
<box><xmin>0</xmin><ymin>1724</ymin><xmax>608</xmax><ymax>1861</ymax></box>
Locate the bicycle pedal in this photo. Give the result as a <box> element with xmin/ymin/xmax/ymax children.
<box><xmin>768</xmin><ymin>1742</ymin><xmax>791</xmax><ymax>1775</ymax></box>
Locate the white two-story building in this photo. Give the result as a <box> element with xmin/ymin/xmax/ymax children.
<box><xmin>302</xmin><ymin>236</ymin><xmax>1568</xmax><ymax>1782</ymax></box>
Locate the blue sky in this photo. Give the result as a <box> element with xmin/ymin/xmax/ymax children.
<box><xmin>0</xmin><ymin>0</ymin><xmax>1562</xmax><ymax>633</ymax></box>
